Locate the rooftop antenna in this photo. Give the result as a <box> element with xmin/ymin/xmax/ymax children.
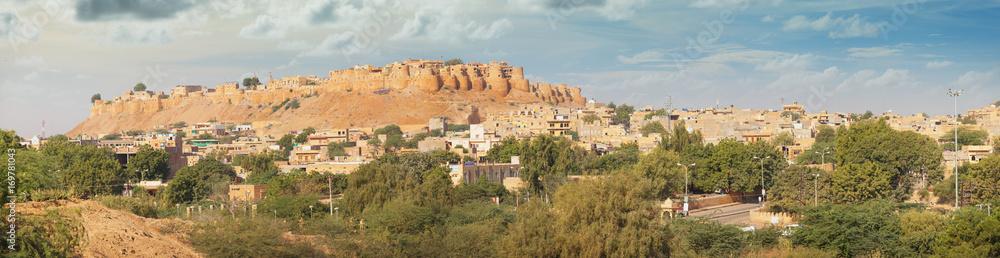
<box><xmin>41</xmin><ymin>120</ymin><xmax>45</xmax><ymax>138</ymax></box>
<box><xmin>665</xmin><ymin>94</ymin><xmax>672</xmax><ymax>131</ymax></box>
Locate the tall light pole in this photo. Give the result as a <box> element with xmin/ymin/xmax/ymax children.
<box><xmin>328</xmin><ymin>176</ymin><xmax>333</xmax><ymax>217</ymax></box>
<box><xmin>815</xmin><ymin>147</ymin><xmax>830</xmax><ymax>164</ymax></box>
<box><xmin>754</xmin><ymin>156</ymin><xmax>771</xmax><ymax>201</ymax></box>
<box><xmin>813</xmin><ymin>173</ymin><xmax>820</xmax><ymax>206</ymax></box>
<box><xmin>948</xmin><ymin>89</ymin><xmax>963</xmax><ymax>210</ymax></box>
<box><xmin>677</xmin><ymin>163</ymin><xmax>695</xmax><ymax>215</ymax></box>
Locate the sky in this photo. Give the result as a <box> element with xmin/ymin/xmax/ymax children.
<box><xmin>1</xmin><ymin>0</ymin><xmax>998</xmax><ymax>137</ymax></box>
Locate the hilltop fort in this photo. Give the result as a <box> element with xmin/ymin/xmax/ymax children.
<box><xmin>72</xmin><ymin>59</ymin><xmax>586</xmax><ymax>136</ymax></box>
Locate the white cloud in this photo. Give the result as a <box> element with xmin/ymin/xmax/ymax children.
<box><xmin>468</xmin><ymin>18</ymin><xmax>514</xmax><ymax>40</ymax></box>
<box><xmin>506</xmin><ymin>0</ymin><xmax>648</xmax><ymax>21</ymax></box>
<box><xmin>950</xmin><ymin>70</ymin><xmax>997</xmax><ymax>90</ymax></box>
<box><xmin>846</xmin><ymin>47</ymin><xmax>902</xmax><ymax>58</ymax></box>
<box><xmin>925</xmin><ymin>61</ymin><xmax>953</xmax><ymax>69</ymax></box>
<box><xmin>303</xmin><ymin>32</ymin><xmax>357</xmax><ymax>57</ymax></box>
<box><xmin>617</xmin><ymin>50</ymin><xmax>666</xmax><ymax>64</ymax></box>
<box><xmin>755</xmin><ymin>53</ymin><xmax>816</xmax><ymax>72</ymax></box>
<box><xmin>238</xmin><ymin>15</ymin><xmax>285</xmax><ymax>39</ymax></box>
<box><xmin>761</xmin><ymin>15</ymin><xmax>775</xmax><ymax>23</ymax></box>
<box><xmin>783</xmin><ymin>12</ymin><xmax>884</xmax><ymax>38</ymax></box>
<box><xmin>277</xmin><ymin>40</ymin><xmax>310</xmax><ymax>51</ymax></box>
<box><xmin>104</xmin><ymin>23</ymin><xmax>173</xmax><ymax>45</ymax></box>
<box><xmin>766</xmin><ymin>66</ymin><xmax>842</xmax><ymax>90</ymax></box>
<box><xmin>23</xmin><ymin>70</ymin><xmax>39</xmax><ymax>81</ymax></box>
<box><xmin>13</xmin><ymin>56</ymin><xmax>45</xmax><ymax>66</ymax></box>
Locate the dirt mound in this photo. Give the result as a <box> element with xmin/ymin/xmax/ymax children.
<box><xmin>68</xmin><ymin>86</ymin><xmax>581</xmax><ymax>137</ymax></box>
<box><xmin>20</xmin><ymin>199</ymin><xmax>201</xmax><ymax>257</ymax></box>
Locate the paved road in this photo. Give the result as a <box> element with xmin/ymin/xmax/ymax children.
<box><xmin>687</xmin><ymin>203</ymin><xmax>761</xmax><ymax>225</ymax></box>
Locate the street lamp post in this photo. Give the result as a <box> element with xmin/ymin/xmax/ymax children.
<box><xmin>948</xmin><ymin>89</ymin><xmax>963</xmax><ymax>210</ymax></box>
<box><xmin>813</xmin><ymin>174</ymin><xmax>820</xmax><ymax>206</ymax></box>
<box><xmin>309</xmin><ymin>205</ymin><xmax>314</xmax><ymax>218</ymax></box>
<box><xmin>676</xmin><ymin>163</ymin><xmax>696</xmax><ymax>215</ymax></box>
<box><xmin>753</xmin><ymin>156</ymin><xmax>771</xmax><ymax>201</ymax></box>
<box><xmin>815</xmin><ymin>147</ymin><xmax>830</xmax><ymax>164</ymax></box>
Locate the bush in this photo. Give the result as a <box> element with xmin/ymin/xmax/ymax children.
<box><xmin>3</xmin><ymin>209</ymin><xmax>83</xmax><ymax>257</ymax></box>
<box><xmin>95</xmin><ymin>195</ymin><xmax>161</xmax><ymax>218</ymax></box>
<box><xmin>30</xmin><ymin>189</ymin><xmax>82</xmax><ymax>202</ymax></box>
<box><xmin>190</xmin><ymin>218</ymin><xmax>324</xmax><ymax>257</ymax></box>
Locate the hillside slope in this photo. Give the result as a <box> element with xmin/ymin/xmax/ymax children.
<box><xmin>68</xmin><ymin>86</ymin><xmax>580</xmax><ymax>136</ymax></box>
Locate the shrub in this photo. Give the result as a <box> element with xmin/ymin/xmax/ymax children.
<box><xmin>3</xmin><ymin>209</ymin><xmax>83</xmax><ymax>257</ymax></box>
<box><xmin>190</xmin><ymin>218</ymin><xmax>324</xmax><ymax>257</ymax></box>
<box><xmin>30</xmin><ymin>189</ymin><xmax>82</xmax><ymax>202</ymax></box>
<box><xmin>95</xmin><ymin>195</ymin><xmax>161</xmax><ymax>218</ymax></box>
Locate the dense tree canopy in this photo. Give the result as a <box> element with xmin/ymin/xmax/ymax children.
<box><xmin>133</xmin><ymin>82</ymin><xmax>146</xmax><ymax>92</ymax></box>
<box><xmin>127</xmin><ymin>145</ymin><xmax>170</xmax><ymax>181</ymax></box>
<box><xmin>518</xmin><ymin>135</ymin><xmax>583</xmax><ymax>195</ymax></box>
<box><xmin>939</xmin><ymin>127</ymin><xmax>989</xmax><ymax>151</ymax></box>
<box><xmin>836</xmin><ymin>119</ymin><xmax>942</xmax><ymax>201</ymax></box>
<box><xmin>295</xmin><ymin>127</ymin><xmax>315</xmax><ymax>144</ymax></box>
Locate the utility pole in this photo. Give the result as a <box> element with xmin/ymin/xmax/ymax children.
<box><xmin>677</xmin><ymin>163</ymin><xmax>695</xmax><ymax>216</ymax></box>
<box><xmin>754</xmin><ymin>156</ymin><xmax>771</xmax><ymax>201</ymax></box>
<box><xmin>948</xmin><ymin>89</ymin><xmax>963</xmax><ymax>210</ymax></box>
<box><xmin>328</xmin><ymin>176</ymin><xmax>334</xmax><ymax>217</ymax></box>
<box><xmin>813</xmin><ymin>174</ymin><xmax>820</xmax><ymax>206</ymax></box>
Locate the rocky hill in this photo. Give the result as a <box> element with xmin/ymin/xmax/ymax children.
<box><xmin>68</xmin><ymin>59</ymin><xmax>585</xmax><ymax>136</ymax></box>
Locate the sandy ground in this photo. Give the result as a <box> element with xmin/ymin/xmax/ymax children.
<box><xmin>20</xmin><ymin>199</ymin><xmax>202</xmax><ymax>257</ymax></box>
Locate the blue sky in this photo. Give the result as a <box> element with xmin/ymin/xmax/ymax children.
<box><xmin>1</xmin><ymin>0</ymin><xmax>998</xmax><ymax>137</ymax></box>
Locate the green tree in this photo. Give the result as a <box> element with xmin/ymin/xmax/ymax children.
<box><xmin>133</xmin><ymin>82</ymin><xmax>146</xmax><ymax>92</ymax></box>
<box><xmin>519</xmin><ymin>135</ymin><xmax>582</xmax><ymax>195</ymax></box>
<box><xmin>241</xmin><ymin>152</ymin><xmax>280</xmax><ymax>184</ymax></box>
<box><xmin>829</xmin><ymin>162</ymin><xmax>893</xmax><ymax>203</ymax></box>
<box><xmin>295</xmin><ymin>127</ymin><xmax>315</xmax><ymax>144</ymax></box>
<box><xmin>127</xmin><ymin>145</ymin><xmax>169</xmax><ymax>181</ymax></box>
<box><xmin>934</xmin><ymin>208</ymin><xmax>1000</xmax><ymax>257</ymax></box>
<box><xmin>162</xmin><ymin>158</ymin><xmax>235</xmax><ymax>204</ymax></box>
<box><xmin>327</xmin><ymin>141</ymin><xmax>351</xmax><ymax>157</ymax></box>
<box><xmin>444</xmin><ymin>58</ymin><xmax>464</xmax><ymax>66</ymax></box>
<box><xmin>550</xmin><ymin>171</ymin><xmax>670</xmax><ymax>257</ymax></box>
<box><xmin>644</xmin><ymin>108</ymin><xmax>667</xmax><ymax>120</ymax></box>
<box><xmin>241</xmin><ymin>77</ymin><xmax>261</xmax><ymax>88</ymax></box>
<box><xmin>794</xmin><ymin>142</ymin><xmax>836</xmax><ymax>165</ymax></box>
<box><xmin>594</xmin><ymin>143</ymin><xmax>640</xmax><ymax>173</ymax></box>
<box><xmin>661</xmin><ymin>121</ymin><xmax>703</xmax><ymax>154</ymax></box>
<box><xmin>90</xmin><ymin>93</ymin><xmax>101</xmax><ymax>103</ymax></box>
<box><xmin>484</xmin><ymin>136</ymin><xmax>522</xmax><ymax>163</ymax></box>
<box><xmin>374</xmin><ymin>124</ymin><xmax>403</xmax><ymax>136</ymax></box>
<box><xmin>631</xmin><ymin>148</ymin><xmax>683</xmax><ymax>200</ymax></box>
<box><xmin>162</xmin><ymin>166</ymin><xmax>207</xmax><ymax>205</ymax></box>
<box><xmin>612</xmin><ymin>103</ymin><xmax>634</xmax><ymax>127</ymax></box>
<box><xmin>101</xmin><ymin>134</ymin><xmax>121</xmax><ymax>140</ymax></box>
<box><xmin>815</xmin><ymin>125</ymin><xmax>836</xmax><ymax>143</ymax></box>
<box><xmin>639</xmin><ymin>122</ymin><xmax>667</xmax><ymax>136</ymax></box>
<box><xmin>428</xmin><ymin>149</ymin><xmax>460</xmax><ymax>163</ymax></box>
<box><xmin>771</xmin><ymin>131</ymin><xmax>794</xmax><ymax>146</ymax></box>
<box><xmin>581</xmin><ymin>114</ymin><xmax>601</xmax><ymax>124</ymax></box>
<box><xmin>899</xmin><ymin>209</ymin><xmax>948</xmax><ymax>256</ymax></box>
<box><xmin>838</xmin><ymin>121</ymin><xmax>943</xmax><ymax>200</ymax></box>
<box><xmin>940</xmin><ymin>127</ymin><xmax>989</xmax><ymax>151</ymax></box>
<box><xmin>957</xmin><ymin>115</ymin><xmax>978</xmax><ymax>125</ymax></box>
<box><xmin>12</xmin><ymin>149</ymin><xmax>61</xmax><ymax>199</ymax></box>
<box><xmin>0</xmin><ymin>129</ymin><xmax>25</xmax><ymax>151</ymax></box>
<box><xmin>767</xmin><ymin>165</ymin><xmax>829</xmax><ymax>212</ymax></box>
<box><xmin>276</xmin><ymin>133</ymin><xmax>295</xmax><ymax>158</ymax></box>
<box><xmin>793</xmin><ymin>200</ymin><xmax>906</xmax><ymax>257</ymax></box>
<box><xmin>964</xmin><ymin>155</ymin><xmax>1000</xmax><ymax>203</ymax></box>
<box><xmin>52</xmin><ymin>145</ymin><xmax>125</xmax><ymax>196</ymax></box>
<box><xmin>172</xmin><ymin>121</ymin><xmax>187</xmax><ymax>128</ymax></box>
<box><xmin>781</xmin><ymin>111</ymin><xmax>802</xmax><ymax>121</ymax></box>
